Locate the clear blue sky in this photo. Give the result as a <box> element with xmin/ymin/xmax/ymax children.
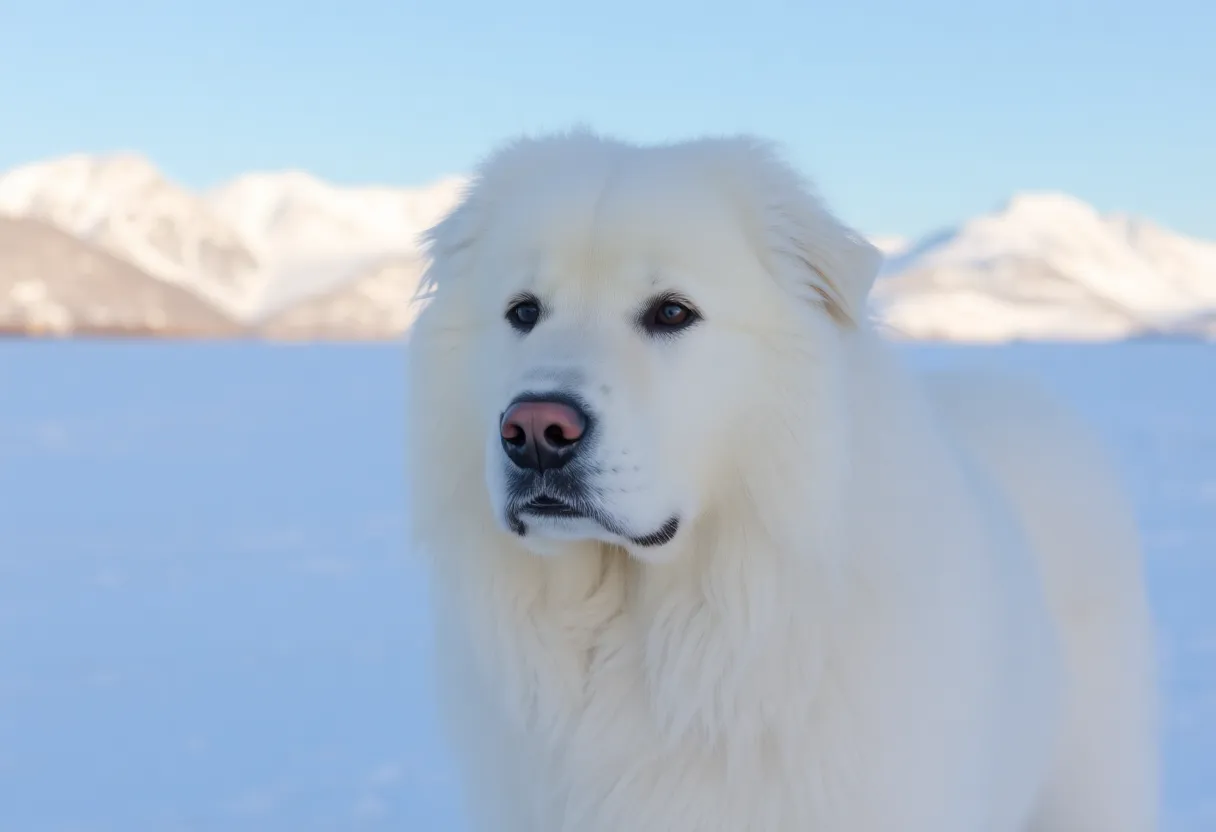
<box><xmin>1</xmin><ymin>0</ymin><xmax>1212</xmax><ymax>240</ymax></box>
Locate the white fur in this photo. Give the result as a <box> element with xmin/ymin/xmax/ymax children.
<box><xmin>404</xmin><ymin>130</ymin><xmax>1160</xmax><ymax>831</ymax></box>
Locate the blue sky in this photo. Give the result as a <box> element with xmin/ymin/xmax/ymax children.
<box><xmin>0</xmin><ymin>0</ymin><xmax>1212</xmax><ymax>240</ymax></box>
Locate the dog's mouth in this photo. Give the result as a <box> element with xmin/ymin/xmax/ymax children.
<box><xmin>506</xmin><ymin>491</ymin><xmax>680</xmax><ymax>549</ymax></box>
<box><xmin>505</xmin><ymin>491</ymin><xmax>589</xmax><ymax>538</ymax></box>
<box><xmin>519</xmin><ymin>494</ymin><xmax>587</xmax><ymax>519</ymax></box>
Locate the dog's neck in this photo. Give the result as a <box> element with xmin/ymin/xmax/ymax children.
<box><xmin>442</xmin><ymin>489</ymin><xmax>843</xmax><ymax>755</ymax></box>
<box><xmin>631</xmin><ymin>499</ymin><xmax>845</xmax><ymax>746</ymax></box>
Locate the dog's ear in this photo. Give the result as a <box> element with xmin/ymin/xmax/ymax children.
<box><xmin>415</xmin><ymin>182</ymin><xmax>479</xmax><ymax>304</ymax></box>
<box><xmin>719</xmin><ymin>138</ymin><xmax>883</xmax><ymax>327</ymax></box>
<box><xmin>764</xmin><ymin>189</ymin><xmax>884</xmax><ymax>327</ymax></box>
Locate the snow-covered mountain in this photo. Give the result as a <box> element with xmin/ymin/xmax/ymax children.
<box><xmin>0</xmin><ymin>215</ymin><xmax>237</xmax><ymax>336</ymax></box>
<box><xmin>258</xmin><ymin>255</ymin><xmax>429</xmax><ymax>340</ymax></box>
<box><xmin>206</xmin><ymin>171</ymin><xmax>464</xmax><ymax>316</ymax></box>
<box><xmin>0</xmin><ymin>153</ymin><xmax>464</xmax><ymax>324</ymax></box>
<box><xmin>868</xmin><ymin>235</ymin><xmax>911</xmax><ymax>257</ymax></box>
<box><xmin>872</xmin><ymin>193</ymin><xmax>1216</xmax><ymax>342</ymax></box>
<box><xmin>0</xmin><ymin>154</ymin><xmax>263</xmax><ymax>316</ymax></box>
<box><xmin>0</xmin><ymin>151</ymin><xmax>1212</xmax><ymax>342</ymax></box>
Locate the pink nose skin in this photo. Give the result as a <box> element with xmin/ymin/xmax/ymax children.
<box><xmin>499</xmin><ymin>399</ymin><xmax>588</xmax><ymax>472</ymax></box>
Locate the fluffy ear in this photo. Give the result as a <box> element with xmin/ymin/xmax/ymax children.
<box><xmin>414</xmin><ymin>182</ymin><xmax>479</xmax><ymax>305</ymax></box>
<box><xmin>764</xmin><ymin>190</ymin><xmax>884</xmax><ymax>327</ymax></box>
<box><xmin>717</xmin><ymin>138</ymin><xmax>884</xmax><ymax>327</ymax></box>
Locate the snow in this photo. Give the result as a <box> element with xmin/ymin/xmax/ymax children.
<box><xmin>0</xmin><ymin>340</ymin><xmax>1211</xmax><ymax>831</ymax></box>
<box><xmin>258</xmin><ymin>256</ymin><xmax>429</xmax><ymax>339</ymax></box>
<box><xmin>0</xmin><ymin>154</ymin><xmax>465</xmax><ymax>323</ymax></box>
<box><xmin>873</xmin><ymin>192</ymin><xmax>1216</xmax><ymax>342</ymax></box>
<box><xmin>0</xmin><ymin>154</ymin><xmax>262</xmax><ymax>315</ymax></box>
<box><xmin>205</xmin><ymin>172</ymin><xmax>465</xmax><ymax>317</ymax></box>
<box><xmin>868</xmin><ymin>234</ymin><xmax>910</xmax><ymax>257</ymax></box>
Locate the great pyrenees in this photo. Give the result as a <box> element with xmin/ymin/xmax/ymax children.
<box><xmin>404</xmin><ymin>130</ymin><xmax>1159</xmax><ymax>832</ymax></box>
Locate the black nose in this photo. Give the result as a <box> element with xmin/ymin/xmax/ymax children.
<box><xmin>499</xmin><ymin>397</ymin><xmax>589</xmax><ymax>471</ymax></box>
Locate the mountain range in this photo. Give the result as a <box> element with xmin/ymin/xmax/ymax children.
<box><xmin>0</xmin><ymin>153</ymin><xmax>1213</xmax><ymax>342</ymax></box>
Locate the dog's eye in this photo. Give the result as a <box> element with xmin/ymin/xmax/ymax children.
<box><xmin>642</xmin><ymin>295</ymin><xmax>700</xmax><ymax>335</ymax></box>
<box><xmin>506</xmin><ymin>297</ymin><xmax>541</xmax><ymax>333</ymax></box>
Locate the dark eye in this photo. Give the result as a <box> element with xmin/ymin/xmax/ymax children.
<box><xmin>642</xmin><ymin>295</ymin><xmax>700</xmax><ymax>335</ymax></box>
<box><xmin>506</xmin><ymin>297</ymin><xmax>541</xmax><ymax>333</ymax></box>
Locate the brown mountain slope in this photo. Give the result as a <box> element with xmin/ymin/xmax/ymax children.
<box><xmin>0</xmin><ymin>216</ymin><xmax>239</xmax><ymax>336</ymax></box>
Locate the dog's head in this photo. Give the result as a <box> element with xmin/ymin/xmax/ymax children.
<box><xmin>407</xmin><ymin>131</ymin><xmax>882</xmax><ymax>563</ymax></box>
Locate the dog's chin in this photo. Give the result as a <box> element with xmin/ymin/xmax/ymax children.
<box><xmin>508</xmin><ymin>514</ymin><xmax>614</xmax><ymax>558</ymax></box>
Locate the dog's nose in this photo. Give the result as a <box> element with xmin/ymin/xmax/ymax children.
<box><xmin>500</xmin><ymin>398</ymin><xmax>588</xmax><ymax>471</ymax></box>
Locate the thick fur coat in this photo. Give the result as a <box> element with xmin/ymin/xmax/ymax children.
<box><xmin>404</xmin><ymin>130</ymin><xmax>1159</xmax><ymax>832</ymax></box>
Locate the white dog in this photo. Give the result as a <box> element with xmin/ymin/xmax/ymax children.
<box><xmin>404</xmin><ymin>130</ymin><xmax>1160</xmax><ymax>832</ymax></box>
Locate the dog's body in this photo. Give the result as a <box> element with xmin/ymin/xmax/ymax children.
<box><xmin>405</xmin><ymin>131</ymin><xmax>1159</xmax><ymax>831</ymax></box>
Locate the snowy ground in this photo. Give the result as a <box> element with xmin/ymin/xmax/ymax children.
<box><xmin>0</xmin><ymin>340</ymin><xmax>1211</xmax><ymax>831</ymax></box>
